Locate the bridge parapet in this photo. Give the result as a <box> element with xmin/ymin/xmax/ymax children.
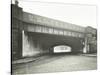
<box><xmin>23</xmin><ymin>12</ymin><xmax>85</xmax><ymax>33</ymax></box>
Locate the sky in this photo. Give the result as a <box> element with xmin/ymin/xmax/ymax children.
<box><xmin>12</xmin><ymin>0</ymin><xmax>97</xmax><ymax>28</ymax></box>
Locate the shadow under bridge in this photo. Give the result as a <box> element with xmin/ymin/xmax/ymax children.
<box><xmin>23</xmin><ymin>31</ymin><xmax>84</xmax><ymax>57</ymax></box>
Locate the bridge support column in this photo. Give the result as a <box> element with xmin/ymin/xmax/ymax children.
<box><xmin>83</xmin><ymin>37</ymin><xmax>89</xmax><ymax>53</ymax></box>
<box><xmin>12</xmin><ymin>29</ymin><xmax>22</xmax><ymax>60</ymax></box>
<box><xmin>22</xmin><ymin>31</ymin><xmax>47</xmax><ymax>57</ymax></box>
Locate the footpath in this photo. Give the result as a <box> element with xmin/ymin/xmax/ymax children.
<box><xmin>12</xmin><ymin>54</ymin><xmax>47</xmax><ymax>65</ymax></box>
<box><xmin>80</xmin><ymin>53</ymin><xmax>97</xmax><ymax>57</ymax></box>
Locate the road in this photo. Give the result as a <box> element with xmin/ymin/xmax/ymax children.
<box><xmin>12</xmin><ymin>53</ymin><xmax>97</xmax><ymax>74</ymax></box>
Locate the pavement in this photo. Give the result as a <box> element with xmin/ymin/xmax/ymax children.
<box><xmin>12</xmin><ymin>54</ymin><xmax>46</xmax><ymax>64</ymax></box>
<box><xmin>12</xmin><ymin>53</ymin><xmax>97</xmax><ymax>65</ymax></box>
<box><xmin>12</xmin><ymin>53</ymin><xmax>97</xmax><ymax>74</ymax></box>
<box><xmin>80</xmin><ymin>53</ymin><xmax>97</xmax><ymax>57</ymax></box>
<box><xmin>12</xmin><ymin>57</ymin><xmax>37</xmax><ymax>64</ymax></box>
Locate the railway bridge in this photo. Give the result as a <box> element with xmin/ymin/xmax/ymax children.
<box><xmin>11</xmin><ymin>3</ymin><xmax>97</xmax><ymax>60</ymax></box>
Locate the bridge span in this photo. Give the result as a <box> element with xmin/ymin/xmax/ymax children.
<box><xmin>11</xmin><ymin>3</ymin><xmax>97</xmax><ymax>60</ymax></box>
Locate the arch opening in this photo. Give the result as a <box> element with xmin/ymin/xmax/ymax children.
<box><xmin>50</xmin><ymin>44</ymin><xmax>72</xmax><ymax>53</ymax></box>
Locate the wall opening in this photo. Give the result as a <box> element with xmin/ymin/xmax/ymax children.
<box><xmin>53</xmin><ymin>45</ymin><xmax>72</xmax><ymax>53</ymax></box>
